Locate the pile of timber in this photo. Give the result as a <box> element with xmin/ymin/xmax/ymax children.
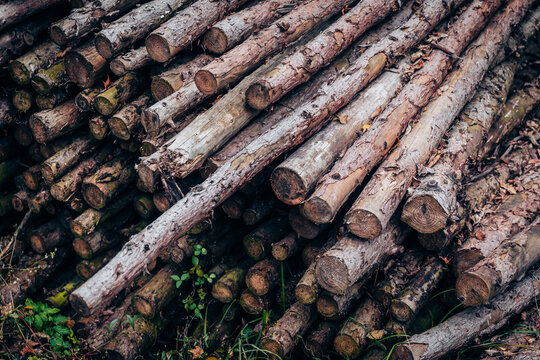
<box><xmin>0</xmin><ymin>0</ymin><xmax>539</xmax><ymax>359</ymax></box>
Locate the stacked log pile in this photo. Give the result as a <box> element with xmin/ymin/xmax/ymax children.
<box><xmin>0</xmin><ymin>0</ymin><xmax>539</xmax><ymax>359</ymax></box>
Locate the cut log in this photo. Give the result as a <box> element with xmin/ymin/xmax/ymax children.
<box><xmin>133</xmin><ymin>264</ymin><xmax>179</xmax><ymax>318</ymax></box>
<box><xmin>271</xmin><ymin>59</ymin><xmax>408</xmax><ymax>206</ymax></box>
<box><xmin>95</xmin><ymin>0</ymin><xmax>188</xmax><ymax>60</ymax></box>
<box><xmin>145</xmin><ymin>0</ymin><xmax>250</xmax><ymax>62</ymax></box>
<box><xmin>333</xmin><ymin>297</ymin><xmax>385</xmax><ymax>359</ymax></box>
<box><xmin>242</xmin><ymin>217</ymin><xmax>289</xmax><ymax>261</ymax></box>
<box><xmin>46</xmin><ymin>276</ymin><xmax>82</xmax><ymax>308</ymax></box>
<box><xmin>212</xmin><ymin>266</ymin><xmax>248</xmax><ymax>303</ymax></box>
<box><xmin>245</xmin><ymin>259</ymin><xmax>280</xmax><ymax>296</ymax></box>
<box><xmin>221</xmin><ymin>192</ymin><xmax>249</xmax><ymax>220</ymax></box>
<box><xmin>289</xmin><ymin>206</ymin><xmax>326</xmax><ymax>240</ymax></box>
<box><xmin>31</xmin><ymin>60</ymin><xmax>68</xmax><ymax>95</ymax></box>
<box><xmin>29</xmin><ymin>219</ymin><xmax>71</xmax><ymax>254</ymax></box>
<box><xmin>317</xmin><ymin>280</ymin><xmax>364</xmax><ymax>320</ymax></box>
<box><xmin>30</xmin><ymin>100</ymin><xmax>89</xmax><ymax>144</ymax></box>
<box><xmin>133</xmin><ymin>195</ymin><xmax>156</xmax><ymax>219</ymax></box>
<box><xmin>303</xmin><ymin>0</ymin><xmax>504</xmax><ymax>224</ymax></box>
<box><xmin>390</xmin><ymin>257</ymin><xmax>444</xmax><ymax>323</ymax></box>
<box><xmin>401</xmin><ymin>61</ymin><xmax>522</xmax><ymax>234</ymax></box>
<box><xmin>76</xmin><ymin>251</ymin><xmax>116</xmax><ymax>279</ymax></box>
<box><xmin>94</xmin><ymin>72</ymin><xmax>145</xmax><ymax>116</ymax></box>
<box><xmin>315</xmin><ymin>219</ymin><xmax>406</xmax><ymax>295</ymax></box>
<box><xmin>73</xmin><ymin>228</ymin><xmax>123</xmax><ymax>259</ymax></box>
<box><xmin>246</xmin><ymin>0</ymin><xmax>401</xmax><ymax>110</ymax></box>
<box><xmin>151</xmin><ymin>54</ymin><xmax>213</xmax><ymax>101</ymax></box>
<box><xmin>344</xmin><ymin>0</ymin><xmax>532</xmax><ymax>238</ymax></box>
<box><xmin>11</xmin><ymin>190</ymin><xmax>33</xmax><ymax>212</ymax></box>
<box><xmin>22</xmin><ymin>164</ymin><xmax>42</xmax><ymax>191</ymax></box>
<box><xmin>203</xmin><ymin>0</ymin><xmax>301</xmax><ymax>54</ymax></box>
<box><xmin>30</xmin><ymin>189</ymin><xmax>54</xmax><ymax>214</ymax></box>
<box><xmin>12</xmin><ymin>89</ymin><xmax>34</xmax><ymax>113</ymax></box>
<box><xmin>271</xmin><ymin>232</ymin><xmax>303</xmax><ymax>261</ymax></box>
<box><xmin>102</xmin><ymin>316</ymin><xmax>161</xmax><ymax>360</ymax></box>
<box><xmin>0</xmin><ymin>0</ymin><xmax>64</xmax><ymax>32</ymax></box>
<box><xmin>88</xmin><ymin>115</ymin><xmax>109</xmax><ymax>140</ymax></box>
<box><xmin>457</xmin><ymin>219</ymin><xmax>540</xmax><ymax>306</ymax></box>
<box><xmin>239</xmin><ymin>289</ymin><xmax>272</xmax><ymax>315</ymax></box>
<box><xmin>152</xmin><ymin>192</ymin><xmax>172</xmax><ymax>213</ymax></box>
<box><xmin>242</xmin><ymin>196</ymin><xmax>277</xmax><ymax>226</ymax></box>
<box><xmin>0</xmin><ymin>99</ymin><xmax>16</xmax><ymax>128</ymax></box>
<box><xmin>36</xmin><ymin>88</ymin><xmax>71</xmax><ymax>110</ymax></box>
<box><xmin>50</xmin><ymin>0</ymin><xmax>140</xmax><ymax>45</ymax></box>
<box><xmin>454</xmin><ymin>170</ymin><xmax>539</xmax><ymax>274</ymax></box>
<box><xmin>81</xmin><ymin>154</ymin><xmax>135</xmax><ymax>210</ymax></box>
<box><xmin>302</xmin><ymin>321</ymin><xmax>340</xmax><ymax>359</ymax></box>
<box><xmin>108</xmin><ymin>94</ymin><xmax>151</xmax><ymax>140</ymax></box>
<box><xmin>260</xmin><ymin>302</ymin><xmax>314</xmax><ymax>359</ymax></box>
<box><xmin>110</xmin><ymin>46</ymin><xmax>153</xmax><ymax>76</ymax></box>
<box><xmin>392</xmin><ymin>268</ymin><xmax>540</xmax><ymax>360</ymax></box>
<box><xmin>76</xmin><ymin>87</ymin><xmax>102</xmax><ymax>112</ymax></box>
<box><xmin>65</xmin><ymin>41</ymin><xmax>108</xmax><ymax>88</ymax></box>
<box><xmin>9</xmin><ymin>41</ymin><xmax>61</xmax><ymax>85</ymax></box>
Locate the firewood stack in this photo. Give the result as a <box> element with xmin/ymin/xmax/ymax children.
<box><xmin>0</xmin><ymin>0</ymin><xmax>539</xmax><ymax>359</ymax></box>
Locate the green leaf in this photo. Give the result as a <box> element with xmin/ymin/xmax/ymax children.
<box><xmin>171</xmin><ymin>275</ymin><xmax>180</xmax><ymax>281</ymax></box>
<box><xmin>53</xmin><ymin>314</ymin><xmax>68</xmax><ymax>324</ymax></box>
<box><xmin>189</xmin><ymin>303</ymin><xmax>197</xmax><ymax>310</ymax></box>
<box><xmin>201</xmin><ymin>248</ymin><xmax>207</xmax><ymax>255</ymax></box>
<box><xmin>181</xmin><ymin>273</ymin><xmax>190</xmax><ymax>281</ymax></box>
<box><xmin>34</xmin><ymin>315</ymin><xmax>43</xmax><ymax>331</ymax></box>
<box><xmin>192</xmin><ymin>256</ymin><xmax>199</xmax><ymax>266</ymax></box>
<box><xmin>108</xmin><ymin>318</ymin><xmax>120</xmax><ymax>333</ymax></box>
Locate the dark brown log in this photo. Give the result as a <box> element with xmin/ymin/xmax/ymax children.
<box><xmin>239</xmin><ymin>288</ymin><xmax>272</xmax><ymax>315</ymax></box>
<box><xmin>36</xmin><ymin>88</ymin><xmax>70</xmax><ymax>110</ymax></box>
<box><xmin>145</xmin><ymin>0</ymin><xmax>250</xmax><ymax>62</ymax></box>
<box><xmin>401</xmin><ymin>61</ymin><xmax>522</xmax><ymax>234</ymax></box>
<box><xmin>194</xmin><ymin>0</ymin><xmax>357</xmax><ymax>95</ymax></box>
<box><xmin>202</xmin><ymin>0</ymin><xmax>301</xmax><ymax>54</ymax></box>
<box><xmin>108</xmin><ymin>94</ymin><xmax>151</xmax><ymax>140</ymax></box>
<box><xmin>102</xmin><ymin>316</ymin><xmax>161</xmax><ymax>360</ymax></box>
<box><xmin>243</xmin><ymin>217</ymin><xmax>289</xmax><ymax>261</ymax></box>
<box><xmin>289</xmin><ymin>206</ymin><xmax>325</xmax><ymax>240</ymax></box>
<box><xmin>22</xmin><ymin>164</ymin><xmax>41</xmax><ymax>191</ymax></box>
<box><xmin>73</xmin><ymin>228</ymin><xmax>123</xmax><ymax>259</ymax></box>
<box><xmin>246</xmin><ymin>0</ymin><xmax>401</xmax><ymax>109</ymax></box>
<box><xmin>221</xmin><ymin>192</ymin><xmax>249</xmax><ymax>220</ymax></box>
<box><xmin>50</xmin><ymin>0</ymin><xmax>140</xmax><ymax>45</ymax></box>
<box><xmin>30</xmin><ymin>189</ymin><xmax>54</xmax><ymax>214</ymax></box>
<box><xmin>212</xmin><ymin>267</ymin><xmax>247</xmax><ymax>303</ymax></box>
<box><xmin>392</xmin><ymin>268</ymin><xmax>540</xmax><ymax>360</ymax></box>
<box><xmin>302</xmin><ymin>0</ymin><xmax>504</xmax><ymax>225</ymax></box>
<box><xmin>260</xmin><ymin>302</ymin><xmax>315</xmax><ymax>359</ymax></box>
<box><xmin>271</xmin><ymin>232</ymin><xmax>303</xmax><ymax>261</ymax></box>
<box><xmin>246</xmin><ymin>259</ymin><xmax>280</xmax><ymax>296</ymax></box>
<box><xmin>65</xmin><ymin>41</ymin><xmax>108</xmax><ymax>88</ymax></box>
<box><xmin>94</xmin><ymin>72</ymin><xmax>145</xmax><ymax>116</ymax></box>
<box><xmin>0</xmin><ymin>99</ymin><xmax>16</xmax><ymax>128</ymax></box>
<box><xmin>0</xmin><ymin>0</ymin><xmax>64</xmax><ymax>32</ymax></box>
<box><xmin>13</xmin><ymin>124</ymin><xmax>34</xmax><ymax>146</ymax></box>
<box><xmin>151</xmin><ymin>54</ymin><xmax>213</xmax><ymax>101</ymax></box>
<box><xmin>29</xmin><ymin>219</ymin><xmax>71</xmax><ymax>254</ymax></box>
<box><xmin>334</xmin><ymin>297</ymin><xmax>385</xmax><ymax>359</ymax></box>
<box><xmin>315</xmin><ymin>219</ymin><xmax>406</xmax><ymax>295</ymax></box>
<box><xmin>372</xmin><ymin>249</ymin><xmax>424</xmax><ymax>307</ymax></box>
<box><xmin>152</xmin><ymin>192</ymin><xmax>172</xmax><ymax>213</ymax></box>
<box><xmin>302</xmin><ymin>321</ymin><xmax>340</xmax><ymax>359</ymax></box>
<box><xmin>455</xmin><ymin>170</ymin><xmax>539</xmax><ymax>274</ymax></box>
<box><xmin>133</xmin><ymin>263</ymin><xmax>179</xmax><ymax>318</ymax></box>
<box><xmin>88</xmin><ymin>115</ymin><xmax>109</xmax><ymax>140</ymax></box>
<box><xmin>242</xmin><ymin>195</ymin><xmax>277</xmax><ymax>226</ymax></box>
<box><xmin>76</xmin><ymin>87</ymin><xmax>102</xmax><ymax>112</ymax></box>
<box><xmin>76</xmin><ymin>250</ymin><xmax>116</xmax><ymax>279</ymax></box>
<box><xmin>81</xmin><ymin>154</ymin><xmax>135</xmax><ymax>210</ymax></box>
<box><xmin>133</xmin><ymin>194</ymin><xmax>156</xmax><ymax>219</ymax></box>
<box><xmin>110</xmin><ymin>46</ymin><xmax>153</xmax><ymax>76</ymax></box>
<box><xmin>12</xmin><ymin>89</ymin><xmax>34</xmax><ymax>113</ymax></box>
<box><xmin>457</xmin><ymin>219</ymin><xmax>540</xmax><ymax>306</ymax></box>
<box><xmin>317</xmin><ymin>280</ymin><xmax>364</xmax><ymax>320</ymax></box>
<box><xmin>0</xmin><ymin>160</ymin><xmax>22</xmax><ymax>189</ymax></box>
<box><xmin>390</xmin><ymin>257</ymin><xmax>444</xmax><ymax>323</ymax></box>
<box><xmin>31</xmin><ymin>60</ymin><xmax>68</xmax><ymax>95</ymax></box>
<box><xmin>30</xmin><ymin>100</ymin><xmax>89</xmax><ymax>144</ymax></box>
<box><xmin>9</xmin><ymin>41</ymin><xmax>61</xmax><ymax>85</ymax></box>
<box><xmin>11</xmin><ymin>190</ymin><xmax>32</xmax><ymax>212</ymax></box>
<box><xmin>384</xmin><ymin>299</ymin><xmax>447</xmax><ymax>339</ymax></box>
<box><xmin>344</xmin><ymin>0</ymin><xmax>531</xmax><ymax>238</ymax></box>
<box><xmin>95</xmin><ymin>0</ymin><xmax>188</xmax><ymax>60</ymax></box>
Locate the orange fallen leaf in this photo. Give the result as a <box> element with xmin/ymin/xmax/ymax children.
<box><xmin>188</xmin><ymin>346</ymin><xmax>204</xmax><ymax>359</ymax></box>
<box><xmin>475</xmin><ymin>231</ymin><xmax>486</xmax><ymax>240</ymax></box>
<box><xmin>341</xmin><ymin>5</ymin><xmax>351</xmax><ymax>15</ymax></box>
<box><xmin>500</xmin><ymin>181</ymin><xmax>517</xmax><ymax>195</ymax></box>
<box><xmin>102</xmin><ymin>75</ymin><xmax>112</xmax><ymax>89</ymax></box>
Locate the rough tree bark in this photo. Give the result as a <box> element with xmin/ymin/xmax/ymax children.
<box><xmin>108</xmin><ymin>94</ymin><xmax>151</xmax><ymax>140</ymax></box>
<box><xmin>393</xmin><ymin>268</ymin><xmax>540</xmax><ymax>360</ymax></box>
<box><xmin>65</xmin><ymin>41</ymin><xmax>108</xmax><ymax>88</ymax></box>
<box><xmin>302</xmin><ymin>321</ymin><xmax>340</xmax><ymax>359</ymax></box>
<box><xmin>243</xmin><ymin>217</ymin><xmax>289</xmax><ymax>261</ymax></box>
<box><xmin>344</xmin><ymin>0</ymin><xmax>532</xmax><ymax>239</ymax></box>
<box><xmin>9</xmin><ymin>41</ymin><xmax>61</xmax><ymax>85</ymax></box>
<box><xmin>0</xmin><ymin>0</ymin><xmax>64</xmax><ymax>33</ymax></box>
<box><xmin>316</xmin><ymin>280</ymin><xmax>364</xmax><ymax>320</ymax></box>
<box><xmin>110</xmin><ymin>46</ymin><xmax>152</xmax><ymax>76</ymax></box>
<box><xmin>133</xmin><ymin>264</ymin><xmax>179</xmax><ymax>318</ymax></box>
<box><xmin>88</xmin><ymin>115</ymin><xmax>109</xmax><ymax>140</ymax></box>
<box><xmin>212</xmin><ymin>266</ymin><xmax>248</xmax><ymax>303</ymax></box>
<box><xmin>36</xmin><ymin>89</ymin><xmax>71</xmax><ymax>110</ymax></box>
<box><xmin>145</xmin><ymin>0</ymin><xmax>250</xmax><ymax>62</ymax></box>
<box><xmin>31</xmin><ymin>60</ymin><xmax>68</xmax><ymax>95</ymax></box>
<box><xmin>94</xmin><ymin>72</ymin><xmax>145</xmax><ymax>116</ymax></box>
<box><xmin>29</xmin><ymin>100</ymin><xmax>89</xmax><ymax>144</ymax></box>
<box><xmin>72</xmin><ymin>227</ymin><xmax>123</xmax><ymax>259</ymax></box>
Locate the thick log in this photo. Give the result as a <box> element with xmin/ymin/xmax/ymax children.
<box><xmin>29</xmin><ymin>219</ymin><xmax>71</xmax><ymax>254</ymax></box>
<box><xmin>81</xmin><ymin>154</ymin><xmax>135</xmax><ymax>210</ymax></box>
<box><xmin>242</xmin><ymin>196</ymin><xmax>277</xmax><ymax>226</ymax></box>
<box><xmin>73</xmin><ymin>228</ymin><xmax>123</xmax><ymax>259</ymax></box>
<box><xmin>271</xmin><ymin>232</ymin><xmax>303</xmax><ymax>261</ymax></box>
<box><xmin>260</xmin><ymin>302</ymin><xmax>314</xmax><ymax>359</ymax></box>
<box><xmin>41</xmin><ymin>136</ymin><xmax>96</xmax><ymax>184</ymax></box>
<box><xmin>102</xmin><ymin>316</ymin><xmax>161</xmax><ymax>360</ymax></box>
<box><xmin>88</xmin><ymin>115</ymin><xmax>109</xmax><ymax>140</ymax></box>
<box><xmin>302</xmin><ymin>0</ymin><xmax>504</xmax><ymax>224</ymax></box>
<box><xmin>151</xmin><ymin>54</ymin><xmax>213</xmax><ymax>101</ymax></box>
<box><xmin>317</xmin><ymin>280</ymin><xmax>364</xmax><ymax>320</ymax></box>
<box><xmin>457</xmin><ymin>219</ymin><xmax>540</xmax><ymax>306</ymax></box>
<box><xmin>302</xmin><ymin>321</ymin><xmax>340</xmax><ymax>359</ymax></box>
<box><xmin>289</xmin><ymin>206</ymin><xmax>326</xmax><ymax>240</ymax></box>
<box><xmin>12</xmin><ymin>190</ymin><xmax>33</xmax><ymax>212</ymax></box>
<box><xmin>212</xmin><ymin>266</ymin><xmax>248</xmax><ymax>303</ymax></box>
<box><xmin>401</xmin><ymin>61</ymin><xmax>523</xmax><ymax>234</ymax></box>
<box><xmin>243</xmin><ymin>217</ymin><xmax>289</xmax><ymax>260</ymax></box>
<box><xmin>94</xmin><ymin>72</ymin><xmax>145</xmax><ymax>116</ymax></box>
<box><xmin>30</xmin><ymin>189</ymin><xmax>54</xmax><ymax>214</ymax></box>
<box><xmin>245</xmin><ymin>259</ymin><xmax>280</xmax><ymax>296</ymax></box>
<box><xmin>372</xmin><ymin>249</ymin><xmax>424</xmax><ymax>307</ymax></box>
<box><xmin>333</xmin><ymin>297</ymin><xmax>385</xmax><ymax>359</ymax></box>
<box><xmin>50</xmin><ymin>0</ymin><xmax>140</xmax><ymax>45</ymax></box>
<box><xmin>110</xmin><ymin>46</ymin><xmax>153</xmax><ymax>76</ymax></box>
<box><xmin>30</xmin><ymin>100</ymin><xmax>89</xmax><ymax>144</ymax></box>
<box><xmin>76</xmin><ymin>250</ymin><xmax>116</xmax><ymax>279</ymax></box>
<box><xmin>22</xmin><ymin>164</ymin><xmax>42</xmax><ymax>191</ymax></box>
<box><xmin>108</xmin><ymin>94</ymin><xmax>151</xmax><ymax>140</ymax></box>
<box><xmin>133</xmin><ymin>195</ymin><xmax>156</xmax><ymax>219</ymax></box>
<box><xmin>203</xmin><ymin>0</ymin><xmax>301</xmax><ymax>54</ymax></box>
<box><xmin>76</xmin><ymin>87</ymin><xmax>102</xmax><ymax>112</ymax></box>
<box><xmin>239</xmin><ymin>288</ymin><xmax>272</xmax><ymax>315</ymax></box>
<box><xmin>145</xmin><ymin>0</ymin><xmax>250</xmax><ymax>62</ymax></box>
<box><xmin>315</xmin><ymin>219</ymin><xmax>406</xmax><ymax>295</ymax></box>
<box><xmin>271</xmin><ymin>59</ymin><xmax>408</xmax><ymax>206</ymax></box>
<box><xmin>65</xmin><ymin>41</ymin><xmax>108</xmax><ymax>88</ymax></box>
<box><xmin>454</xmin><ymin>170</ymin><xmax>539</xmax><ymax>274</ymax></box>
<box><xmin>9</xmin><ymin>41</ymin><xmax>61</xmax><ymax>85</ymax></box>
<box><xmin>152</xmin><ymin>192</ymin><xmax>171</xmax><ymax>213</ymax></box>
<box><xmin>95</xmin><ymin>0</ymin><xmax>188</xmax><ymax>60</ymax></box>
<box><xmin>384</xmin><ymin>299</ymin><xmax>447</xmax><ymax>338</ymax></box>
<box><xmin>133</xmin><ymin>263</ymin><xmax>179</xmax><ymax>318</ymax></box>
<box><xmin>246</xmin><ymin>0</ymin><xmax>401</xmax><ymax>110</ymax></box>
<box><xmin>36</xmin><ymin>88</ymin><xmax>71</xmax><ymax>110</ymax></box>
<box><xmin>392</xmin><ymin>268</ymin><xmax>540</xmax><ymax>360</ymax></box>
<box><xmin>344</xmin><ymin>0</ymin><xmax>532</xmax><ymax>239</ymax></box>
<box><xmin>12</xmin><ymin>89</ymin><xmax>34</xmax><ymax>113</ymax></box>
<box><xmin>221</xmin><ymin>192</ymin><xmax>249</xmax><ymax>219</ymax></box>
<box><xmin>31</xmin><ymin>60</ymin><xmax>68</xmax><ymax>95</ymax></box>
<box><xmin>390</xmin><ymin>257</ymin><xmax>444</xmax><ymax>323</ymax></box>
<box><xmin>194</xmin><ymin>0</ymin><xmax>357</xmax><ymax>95</ymax></box>
<box><xmin>0</xmin><ymin>0</ymin><xmax>64</xmax><ymax>32</ymax></box>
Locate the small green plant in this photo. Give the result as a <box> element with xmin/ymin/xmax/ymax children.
<box><xmin>108</xmin><ymin>313</ymin><xmax>142</xmax><ymax>333</ymax></box>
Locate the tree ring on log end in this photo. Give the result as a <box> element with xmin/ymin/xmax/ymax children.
<box><xmin>456</xmin><ymin>272</ymin><xmax>491</xmax><ymax>306</ymax></box>
<box><xmin>69</xmin><ymin>293</ymin><xmax>90</xmax><ymax>317</ymax></box>
<box><xmin>212</xmin><ymin>283</ymin><xmax>233</xmax><ymax>303</ymax></box>
<box><xmin>246</xmin><ymin>83</ymin><xmax>271</xmax><ymax>110</ymax></box>
<box><xmin>203</xmin><ymin>28</ymin><xmax>228</xmax><ymax>54</ymax></box>
<box><xmin>454</xmin><ymin>249</ymin><xmax>483</xmax><ymax>275</ymax></box>
<box><xmin>65</xmin><ymin>52</ymin><xmax>94</xmax><ymax>88</ymax></box>
<box><xmin>133</xmin><ymin>296</ymin><xmax>154</xmax><ymax>318</ymax></box>
<box><xmin>195</xmin><ymin>70</ymin><xmax>218</xmax><ymax>95</ymax></box>
<box><xmin>9</xmin><ymin>61</ymin><xmax>30</xmax><ymax>85</ymax></box>
<box><xmin>83</xmin><ymin>183</ymin><xmax>106</xmax><ymax>209</ymax></box>
<box><xmin>94</xmin><ymin>34</ymin><xmax>114</xmax><ymax>60</ymax></box>
<box><xmin>334</xmin><ymin>334</ymin><xmax>360</xmax><ymax>359</ymax></box>
<box><xmin>108</xmin><ymin>116</ymin><xmax>131</xmax><ymax>141</ymax></box>
<box><xmin>302</xmin><ymin>197</ymin><xmax>334</xmax><ymax>224</ymax></box>
<box><xmin>316</xmin><ymin>296</ymin><xmax>338</xmax><ymax>318</ymax></box>
<box><xmin>246</xmin><ymin>273</ymin><xmax>269</xmax><ymax>296</ymax></box>
<box><xmin>295</xmin><ymin>284</ymin><xmax>317</xmax><ymax>305</ymax></box>
<box><xmin>151</xmin><ymin>78</ymin><xmax>175</xmax><ymax>101</ymax></box>
<box><xmin>29</xmin><ymin>115</ymin><xmax>48</xmax><ymax>144</ymax></box>
<box><xmin>346</xmin><ymin>210</ymin><xmax>382</xmax><ymax>239</ymax></box>
<box><xmin>73</xmin><ymin>238</ymin><xmax>93</xmax><ymax>259</ymax></box>
<box><xmin>270</xmin><ymin>167</ymin><xmax>307</xmax><ymax>205</ymax></box>
<box><xmin>390</xmin><ymin>300</ymin><xmax>414</xmax><ymax>323</ymax></box>
<box><xmin>29</xmin><ymin>234</ymin><xmax>45</xmax><ymax>254</ymax></box>
<box><xmin>50</xmin><ymin>25</ymin><xmax>68</xmax><ymax>46</ymax></box>
<box><xmin>402</xmin><ymin>195</ymin><xmax>447</xmax><ymax>233</ymax></box>
<box><xmin>146</xmin><ymin>34</ymin><xmax>172</xmax><ymax>63</ymax></box>
<box><xmin>315</xmin><ymin>256</ymin><xmax>348</xmax><ymax>295</ymax></box>
<box><xmin>260</xmin><ymin>338</ymin><xmax>284</xmax><ymax>359</ymax></box>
